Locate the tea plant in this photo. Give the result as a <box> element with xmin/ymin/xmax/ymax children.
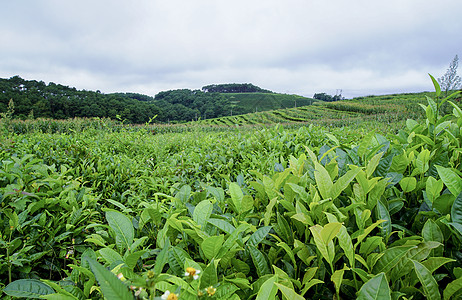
<box><xmin>1</xmin><ymin>75</ymin><xmax>462</xmax><ymax>299</ymax></box>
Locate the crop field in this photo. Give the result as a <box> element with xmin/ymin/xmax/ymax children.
<box><xmin>1</xmin><ymin>85</ymin><xmax>462</xmax><ymax>299</ymax></box>
<box><xmin>194</xmin><ymin>91</ymin><xmax>438</xmax><ymax>130</ymax></box>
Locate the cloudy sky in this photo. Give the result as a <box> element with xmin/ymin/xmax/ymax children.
<box><xmin>1</xmin><ymin>1</ymin><xmax>461</xmax><ymax>98</ymax></box>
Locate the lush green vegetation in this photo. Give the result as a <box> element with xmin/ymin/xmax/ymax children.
<box><xmin>1</xmin><ymin>77</ymin><xmax>462</xmax><ymax>299</ymax></box>
<box><xmin>1</xmin><ymin>77</ymin><xmax>315</xmax><ymax>124</ymax></box>
<box><xmin>201</xmin><ymin>83</ymin><xmax>273</xmax><ymax>94</ymax></box>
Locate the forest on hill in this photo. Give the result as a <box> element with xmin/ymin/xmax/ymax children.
<box><xmin>0</xmin><ymin>77</ymin><xmax>314</xmax><ymax>123</ymax></box>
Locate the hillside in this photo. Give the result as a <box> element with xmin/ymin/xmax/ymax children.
<box><xmin>192</xmin><ymin>91</ymin><xmax>444</xmax><ymax>128</ymax></box>
<box><xmin>0</xmin><ymin>76</ymin><xmax>317</xmax><ymax>123</ymax></box>
<box><xmin>222</xmin><ymin>92</ymin><xmax>317</xmax><ymax>115</ymax></box>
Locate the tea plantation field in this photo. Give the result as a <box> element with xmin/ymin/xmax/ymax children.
<box><xmin>1</xmin><ymin>83</ymin><xmax>462</xmax><ymax>299</ymax></box>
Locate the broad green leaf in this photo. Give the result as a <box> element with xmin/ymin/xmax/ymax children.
<box><xmin>275</xmin><ymin>282</ymin><xmax>305</xmax><ymax>300</ymax></box>
<box><xmin>429</xmin><ymin>74</ymin><xmax>441</xmax><ymax>98</ymax></box>
<box><xmin>436</xmin><ymin>165</ymin><xmax>462</xmax><ymax>198</ymax></box>
<box><xmin>449</xmin><ymin>100</ymin><xmax>462</xmax><ymax>118</ymax></box>
<box><xmin>416</xmin><ymin>149</ymin><xmax>431</xmax><ymax>174</ymax></box>
<box><xmin>358</xmin><ymin>131</ymin><xmax>375</xmax><ymax>159</ymax></box>
<box><xmin>451</xmin><ymin>191</ymin><xmax>462</xmax><ymax>224</ymax></box>
<box><xmin>411</xmin><ymin>259</ymin><xmax>441</xmax><ymax>300</ymax></box>
<box><xmin>422</xmin><ymin>219</ymin><xmax>444</xmax><ymax>243</ymax></box>
<box><xmin>216</xmin><ymin>223</ymin><xmax>249</xmax><ymax>259</ymax></box>
<box><xmin>277</xmin><ymin>241</ymin><xmax>296</xmax><ymax>267</ymax></box>
<box><xmin>372</xmin><ymin>245</ymin><xmax>416</xmax><ymax>274</ymax></box>
<box><xmin>99</xmin><ymin>247</ymin><xmax>123</xmax><ymax>265</ymax></box>
<box><xmin>153</xmin><ymin>240</ymin><xmax>169</xmax><ymax>274</ymax></box>
<box><xmin>376</xmin><ymin>199</ymin><xmax>392</xmax><ymax>240</ymax></box>
<box><xmin>331</xmin><ymin>266</ymin><xmax>349</xmax><ymax>299</ymax></box>
<box><xmin>366</xmin><ymin>152</ymin><xmax>384</xmax><ymax>178</ymax></box>
<box><xmin>422</xmin><ymin>257</ymin><xmax>455</xmax><ymax>274</ymax></box>
<box><xmin>3</xmin><ymin>279</ymin><xmax>54</xmax><ymax>299</ymax></box>
<box><xmin>264</xmin><ymin>197</ymin><xmax>277</xmax><ymax>226</ymax></box>
<box><xmin>248</xmin><ymin>245</ymin><xmax>271</xmax><ymax>277</ymax></box>
<box><xmin>354</xmin><ymin>220</ymin><xmax>385</xmax><ymax>249</ymax></box>
<box><xmin>331</xmin><ymin>167</ymin><xmax>362</xmax><ymax>200</ymax></box>
<box><xmin>125</xmin><ymin>250</ymin><xmax>146</xmax><ymax>270</ymax></box>
<box><xmin>86</xmin><ymin>258</ymin><xmax>133</xmax><ymax>300</ymax></box>
<box><xmin>200</xmin><ymin>261</ymin><xmax>218</xmax><ymax>289</ymax></box>
<box><xmin>193</xmin><ymin>199</ymin><xmax>213</xmax><ymax>227</ymax></box>
<box><xmin>256</xmin><ymin>275</ymin><xmax>278</xmax><ymax>300</ymax></box>
<box><xmin>207</xmin><ymin>218</ymin><xmax>235</xmax><ymax>234</ymax></box>
<box><xmin>105</xmin><ymin>211</ymin><xmax>134</xmax><ymax>252</ymax></box>
<box><xmin>321</xmin><ymin>222</ymin><xmax>342</xmax><ymax>245</ymax></box>
<box><xmin>314</xmin><ymin>161</ymin><xmax>333</xmax><ymax>200</ymax></box>
<box><xmin>426</xmin><ymin>176</ymin><xmax>443</xmax><ymax>203</ymax></box>
<box><xmin>201</xmin><ymin>235</ymin><xmax>224</xmax><ymax>260</ymax></box>
<box><xmin>357</xmin><ymin>272</ymin><xmax>391</xmax><ymax>300</ymax></box>
<box><xmin>247</xmin><ymin>226</ymin><xmax>272</xmax><ymax>247</ymax></box>
<box><xmin>229</xmin><ymin>182</ymin><xmax>253</xmax><ymax>214</ymax></box>
<box><xmin>337</xmin><ymin>226</ymin><xmax>355</xmax><ymax>267</ymax></box>
<box><xmin>435</xmin><ymin>120</ymin><xmax>452</xmax><ymax>135</ymax></box>
<box><xmin>400</xmin><ymin>177</ymin><xmax>417</xmax><ymax>193</ymax></box>
<box><xmin>443</xmin><ymin>276</ymin><xmax>462</xmax><ymax>300</ymax></box>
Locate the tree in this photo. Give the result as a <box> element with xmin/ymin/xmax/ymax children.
<box><xmin>438</xmin><ymin>55</ymin><xmax>461</xmax><ymax>96</ymax></box>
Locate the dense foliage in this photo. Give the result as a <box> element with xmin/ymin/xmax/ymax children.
<box><xmin>201</xmin><ymin>83</ymin><xmax>272</xmax><ymax>94</ymax></box>
<box><xmin>153</xmin><ymin>89</ymin><xmax>233</xmax><ymax>121</ymax></box>
<box><xmin>0</xmin><ymin>76</ymin><xmax>161</xmax><ymax>124</ymax></box>
<box><xmin>313</xmin><ymin>92</ymin><xmax>344</xmax><ymax>102</ymax></box>
<box><xmin>1</xmin><ymin>76</ymin><xmax>462</xmax><ymax>299</ymax></box>
<box><xmin>1</xmin><ymin>77</ymin><xmax>307</xmax><ymax>124</ymax></box>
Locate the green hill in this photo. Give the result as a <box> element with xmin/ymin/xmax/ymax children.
<box><xmin>192</xmin><ymin>91</ymin><xmax>451</xmax><ymax>128</ymax></box>
<box><xmin>222</xmin><ymin>92</ymin><xmax>316</xmax><ymax>114</ymax></box>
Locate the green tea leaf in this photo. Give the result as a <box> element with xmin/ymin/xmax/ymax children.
<box><xmin>376</xmin><ymin>199</ymin><xmax>392</xmax><ymax>240</ymax></box>
<box><xmin>248</xmin><ymin>245</ymin><xmax>271</xmax><ymax>277</ymax></box>
<box><xmin>337</xmin><ymin>226</ymin><xmax>354</xmax><ymax>267</ymax></box>
<box><xmin>331</xmin><ymin>167</ymin><xmax>362</xmax><ymax>200</ymax></box>
<box><xmin>411</xmin><ymin>259</ymin><xmax>441</xmax><ymax>300</ymax></box>
<box><xmin>429</xmin><ymin>74</ymin><xmax>441</xmax><ymax>98</ymax></box>
<box><xmin>357</xmin><ymin>272</ymin><xmax>391</xmax><ymax>300</ymax></box>
<box><xmin>3</xmin><ymin>279</ymin><xmax>54</xmax><ymax>299</ymax></box>
<box><xmin>400</xmin><ymin>177</ymin><xmax>417</xmax><ymax>193</ymax></box>
<box><xmin>436</xmin><ymin>165</ymin><xmax>462</xmax><ymax>198</ymax></box>
<box><xmin>372</xmin><ymin>245</ymin><xmax>416</xmax><ymax>274</ymax></box>
<box><xmin>443</xmin><ymin>276</ymin><xmax>462</xmax><ymax>300</ymax></box>
<box><xmin>201</xmin><ymin>235</ymin><xmax>224</xmax><ymax>261</ymax></box>
<box><xmin>99</xmin><ymin>247</ymin><xmax>123</xmax><ymax>265</ymax></box>
<box><xmin>314</xmin><ymin>161</ymin><xmax>333</xmax><ymax>200</ymax></box>
<box><xmin>275</xmin><ymin>282</ymin><xmax>305</xmax><ymax>300</ymax></box>
<box><xmin>247</xmin><ymin>226</ymin><xmax>272</xmax><ymax>248</ymax></box>
<box><xmin>124</xmin><ymin>250</ymin><xmax>146</xmax><ymax>270</ymax></box>
<box><xmin>153</xmin><ymin>240</ymin><xmax>169</xmax><ymax>274</ymax></box>
<box><xmin>193</xmin><ymin>199</ymin><xmax>213</xmax><ymax>227</ymax></box>
<box><xmin>200</xmin><ymin>261</ymin><xmax>218</xmax><ymax>289</ymax></box>
<box><xmin>106</xmin><ymin>211</ymin><xmax>134</xmax><ymax>252</ymax></box>
<box><xmin>86</xmin><ymin>258</ymin><xmax>133</xmax><ymax>300</ymax></box>
<box><xmin>256</xmin><ymin>275</ymin><xmax>278</xmax><ymax>300</ymax></box>
<box><xmin>229</xmin><ymin>182</ymin><xmax>253</xmax><ymax>214</ymax></box>
<box><xmin>451</xmin><ymin>191</ymin><xmax>462</xmax><ymax>224</ymax></box>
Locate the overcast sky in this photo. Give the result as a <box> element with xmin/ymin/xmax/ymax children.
<box><xmin>1</xmin><ymin>1</ymin><xmax>461</xmax><ymax>98</ymax></box>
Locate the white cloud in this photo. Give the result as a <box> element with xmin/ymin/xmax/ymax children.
<box><xmin>1</xmin><ymin>0</ymin><xmax>461</xmax><ymax>98</ymax></box>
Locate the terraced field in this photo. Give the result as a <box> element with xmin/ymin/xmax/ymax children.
<box><xmin>193</xmin><ymin>91</ymin><xmax>435</xmax><ymax>128</ymax></box>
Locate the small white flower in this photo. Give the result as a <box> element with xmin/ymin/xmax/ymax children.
<box><xmin>161</xmin><ymin>290</ymin><xmax>179</xmax><ymax>300</ymax></box>
<box><xmin>185</xmin><ymin>267</ymin><xmax>200</xmax><ymax>280</ymax></box>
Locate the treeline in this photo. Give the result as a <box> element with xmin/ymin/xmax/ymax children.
<box><xmin>202</xmin><ymin>83</ymin><xmax>273</xmax><ymax>93</ymax></box>
<box><xmin>313</xmin><ymin>92</ymin><xmax>344</xmax><ymax>102</ymax></box>
<box><xmin>0</xmin><ymin>76</ymin><xmax>161</xmax><ymax>123</ymax></box>
<box><xmin>153</xmin><ymin>89</ymin><xmax>233</xmax><ymax>121</ymax></box>
<box><xmin>0</xmin><ymin>76</ymin><xmax>236</xmax><ymax>123</ymax></box>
